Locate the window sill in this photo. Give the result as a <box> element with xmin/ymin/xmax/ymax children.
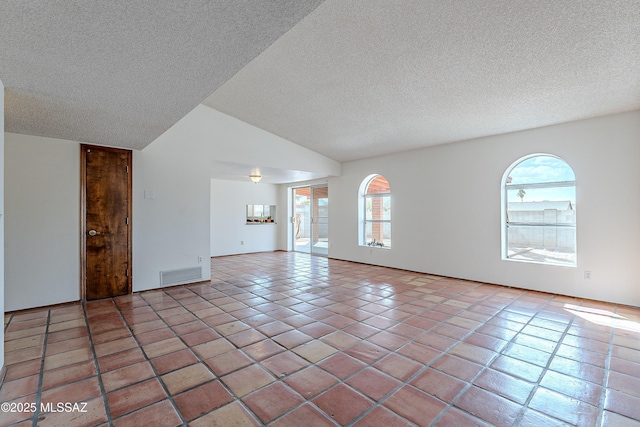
<box><xmin>502</xmin><ymin>257</ymin><xmax>575</xmax><ymax>267</ymax></box>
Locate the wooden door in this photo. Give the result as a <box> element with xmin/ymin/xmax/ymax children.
<box><xmin>81</xmin><ymin>145</ymin><xmax>132</xmax><ymax>300</ymax></box>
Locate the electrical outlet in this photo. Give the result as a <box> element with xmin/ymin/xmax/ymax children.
<box><xmin>198</xmin><ymin>256</ymin><xmax>203</xmax><ymax>263</ymax></box>
<box><xmin>584</xmin><ymin>271</ymin><xmax>591</xmax><ymax>279</ymax></box>
<box><xmin>241</xmin><ymin>240</ymin><xmax>244</xmax><ymax>245</ymax></box>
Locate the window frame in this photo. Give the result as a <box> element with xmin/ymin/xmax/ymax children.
<box><xmin>502</xmin><ymin>154</ymin><xmax>576</xmax><ymax>266</ymax></box>
<box><xmin>360</xmin><ymin>174</ymin><xmax>391</xmax><ymax>248</ymax></box>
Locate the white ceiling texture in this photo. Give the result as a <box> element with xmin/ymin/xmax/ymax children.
<box><xmin>0</xmin><ymin>1</ymin><xmax>325</xmax><ymax>150</ymax></box>
<box><xmin>2</xmin><ymin>1</ymin><xmax>639</xmax><ymax>173</ymax></box>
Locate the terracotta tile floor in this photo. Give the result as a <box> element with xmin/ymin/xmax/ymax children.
<box><xmin>3</xmin><ymin>252</ymin><xmax>640</xmax><ymax>426</ymax></box>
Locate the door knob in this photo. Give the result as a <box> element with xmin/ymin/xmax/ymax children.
<box><xmin>88</xmin><ymin>230</ymin><xmax>100</xmax><ymax>236</ymax></box>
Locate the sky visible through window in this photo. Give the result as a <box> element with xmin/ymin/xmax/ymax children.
<box><xmin>507</xmin><ymin>156</ymin><xmax>575</xmax><ymax>204</ymax></box>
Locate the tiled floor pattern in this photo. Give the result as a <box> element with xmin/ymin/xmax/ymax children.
<box><xmin>2</xmin><ymin>252</ymin><xmax>640</xmax><ymax>427</ymax></box>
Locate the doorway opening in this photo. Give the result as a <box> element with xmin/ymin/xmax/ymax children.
<box><xmin>292</xmin><ymin>185</ymin><xmax>328</xmax><ymax>256</ymax></box>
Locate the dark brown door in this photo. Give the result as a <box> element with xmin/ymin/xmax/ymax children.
<box><xmin>81</xmin><ymin>145</ymin><xmax>132</xmax><ymax>300</ymax></box>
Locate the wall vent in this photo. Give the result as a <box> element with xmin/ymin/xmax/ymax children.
<box><xmin>160</xmin><ymin>266</ymin><xmax>202</xmax><ymax>286</ymax></box>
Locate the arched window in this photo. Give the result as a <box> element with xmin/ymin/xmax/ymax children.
<box><xmin>360</xmin><ymin>174</ymin><xmax>391</xmax><ymax>248</ymax></box>
<box><xmin>503</xmin><ymin>154</ymin><xmax>576</xmax><ymax>266</ymax></box>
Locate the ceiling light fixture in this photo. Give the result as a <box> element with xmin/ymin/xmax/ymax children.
<box><xmin>249</xmin><ymin>174</ymin><xmax>262</xmax><ymax>183</ymax></box>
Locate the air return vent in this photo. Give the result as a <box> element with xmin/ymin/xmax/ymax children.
<box><xmin>160</xmin><ymin>266</ymin><xmax>202</xmax><ymax>286</ymax></box>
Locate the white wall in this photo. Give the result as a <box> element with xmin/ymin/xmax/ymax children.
<box><xmin>132</xmin><ymin>138</ymin><xmax>212</xmax><ymax>292</ymax></box>
<box><xmin>1</xmin><ymin>78</ymin><xmax>5</xmax><ymax>369</ymax></box>
<box><xmin>4</xmin><ymin>131</ymin><xmax>213</xmax><ymax>308</ymax></box>
<box><xmin>211</xmin><ymin>179</ymin><xmax>279</xmax><ymax>256</ymax></box>
<box><xmin>5</xmin><ymin>134</ymin><xmax>80</xmax><ymax>311</ymax></box>
<box><xmin>326</xmin><ymin>111</ymin><xmax>640</xmax><ymax>307</ymax></box>
<box><xmin>192</xmin><ymin>105</ymin><xmax>340</xmax><ymax>177</ymax></box>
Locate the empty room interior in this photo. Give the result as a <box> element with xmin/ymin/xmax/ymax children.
<box><xmin>1</xmin><ymin>1</ymin><xmax>640</xmax><ymax>426</ymax></box>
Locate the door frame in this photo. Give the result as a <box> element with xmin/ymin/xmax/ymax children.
<box><xmin>80</xmin><ymin>144</ymin><xmax>133</xmax><ymax>301</ymax></box>
<box><xmin>292</xmin><ymin>186</ymin><xmax>311</xmax><ymax>254</ymax></box>
<box><xmin>291</xmin><ymin>184</ymin><xmax>328</xmax><ymax>257</ymax></box>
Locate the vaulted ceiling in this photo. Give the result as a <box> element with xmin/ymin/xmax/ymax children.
<box><xmin>205</xmin><ymin>0</ymin><xmax>640</xmax><ymax>162</ymax></box>
<box><xmin>2</xmin><ymin>1</ymin><xmax>639</xmax><ymax>163</ymax></box>
<box><xmin>0</xmin><ymin>1</ymin><xmax>325</xmax><ymax>150</ymax></box>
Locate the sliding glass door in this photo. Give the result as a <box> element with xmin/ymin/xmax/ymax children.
<box><xmin>311</xmin><ymin>186</ymin><xmax>328</xmax><ymax>256</ymax></box>
<box><xmin>293</xmin><ymin>187</ymin><xmax>311</xmax><ymax>253</ymax></box>
<box><xmin>292</xmin><ymin>185</ymin><xmax>328</xmax><ymax>256</ymax></box>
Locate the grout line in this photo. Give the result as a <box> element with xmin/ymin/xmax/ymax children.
<box><xmin>82</xmin><ymin>302</ymin><xmax>115</xmax><ymax>427</ymax></box>
<box><xmin>29</xmin><ymin>309</ymin><xmax>50</xmax><ymax>427</ymax></box>
<box><xmin>159</xmin><ymin>289</ymin><xmax>262</xmax><ymax>426</ymax></box>
<box><xmin>111</xmin><ymin>294</ymin><xmax>190</xmax><ymax>426</ymax></box>
<box><xmin>133</xmin><ymin>285</ymin><xmax>312</xmax><ymax>425</ymax></box>
<box><xmin>509</xmin><ymin>296</ymin><xmax>576</xmax><ymax>426</ymax></box>
<box><xmin>220</xmin><ymin>258</ymin><xmax>484</xmax><ymax>423</ymax></box>
<box><xmin>177</xmin><ymin>283</ymin><xmax>324</xmax><ymax>426</ymax></box>
<box><xmin>225</xmin><ymin>268</ymin><xmax>509</xmax><ymax>427</ymax></box>
<box><xmin>3</xmin><ymin>312</ymin><xmax>14</xmax><ymax>334</ymax></box>
<box><xmin>595</xmin><ymin>305</ymin><xmax>616</xmax><ymax>427</ymax></box>
<box><xmin>194</xmin><ymin>274</ymin><xmax>357</xmax><ymax>425</ymax></box>
<box><xmin>345</xmin><ymin>285</ymin><xmax>508</xmax><ymax>427</ymax></box>
<box><xmin>3</xmin><ymin>253</ymin><xmax>638</xmax><ymax>426</ymax></box>
<box><xmin>418</xmin><ymin>287</ymin><xmax>542</xmax><ymax>426</ymax></box>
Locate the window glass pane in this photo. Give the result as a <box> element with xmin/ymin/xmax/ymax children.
<box><xmin>381</xmin><ymin>222</ymin><xmax>391</xmax><ymax>247</ymax></box>
<box><xmin>506</xmin><ymin>156</ymin><xmax>575</xmax><ymax>185</ymax></box>
<box><xmin>364</xmin><ymin>221</ymin><xmax>391</xmax><ymax>247</ymax></box>
<box><xmin>507</xmin><ymin>189</ymin><xmax>575</xmax><ymax>225</ymax></box>
<box><xmin>507</xmin><ymin>224</ymin><xmax>575</xmax><ymax>265</ymax></box>
<box><xmin>366</xmin><ymin>175</ymin><xmax>390</xmax><ymax>194</ymax></box>
<box><xmin>506</xmin><ymin>186</ymin><xmax>575</xmax><ymax>206</ymax></box>
<box><xmin>505</xmin><ymin>155</ymin><xmax>576</xmax><ymax>266</ymax></box>
<box><xmin>317</xmin><ymin>201</ymin><xmax>328</xmax><ymax>217</ymax></box>
<box><xmin>364</xmin><ymin>222</ymin><xmax>372</xmax><ymax>243</ymax></box>
<box><xmin>382</xmin><ymin>196</ymin><xmax>391</xmax><ymax>220</ymax></box>
<box><xmin>366</xmin><ymin>196</ymin><xmax>388</xmax><ymax>221</ymax></box>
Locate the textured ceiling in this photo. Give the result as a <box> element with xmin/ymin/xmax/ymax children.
<box><xmin>0</xmin><ymin>0</ymin><xmax>324</xmax><ymax>150</ymax></box>
<box><xmin>3</xmin><ymin>1</ymin><xmax>639</xmax><ymax>164</ymax></box>
<box><xmin>205</xmin><ymin>0</ymin><xmax>640</xmax><ymax>162</ymax></box>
